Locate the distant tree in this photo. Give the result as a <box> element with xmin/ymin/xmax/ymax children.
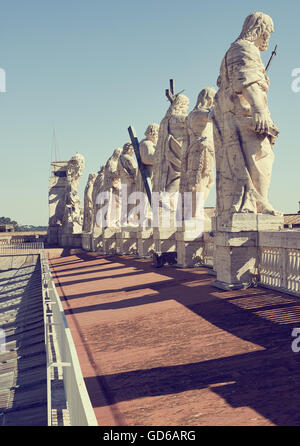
<box><xmin>0</xmin><ymin>216</ymin><xmax>18</xmax><ymax>227</ymax></box>
<box><xmin>0</xmin><ymin>216</ymin><xmax>47</xmax><ymax>232</ymax></box>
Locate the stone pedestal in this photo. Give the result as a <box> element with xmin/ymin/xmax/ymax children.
<box><xmin>153</xmin><ymin>228</ymin><xmax>177</xmax><ymax>254</ymax></box>
<box><xmin>175</xmin><ymin>218</ymin><xmax>213</xmax><ymax>268</ymax></box>
<box><xmin>102</xmin><ymin>228</ymin><xmax>119</xmax><ymax>255</ymax></box>
<box><xmin>59</xmin><ymin>232</ymin><xmax>83</xmax><ymax>248</ymax></box>
<box><xmin>116</xmin><ymin>228</ymin><xmax>138</xmax><ymax>255</ymax></box>
<box><xmin>92</xmin><ymin>235</ymin><xmax>104</xmax><ymax>253</ymax></box>
<box><xmin>47</xmin><ymin>225</ymin><xmax>61</xmax><ymax>245</ymax></box>
<box><xmin>137</xmin><ymin>228</ymin><xmax>155</xmax><ymax>258</ymax></box>
<box><xmin>212</xmin><ymin>214</ymin><xmax>284</xmax><ymax>290</ymax></box>
<box><xmin>91</xmin><ymin>226</ymin><xmax>104</xmax><ymax>252</ymax></box>
<box><xmin>82</xmin><ymin>232</ymin><xmax>92</xmax><ymax>251</ymax></box>
<box><xmin>176</xmin><ymin>230</ymin><xmax>204</xmax><ymax>267</ymax></box>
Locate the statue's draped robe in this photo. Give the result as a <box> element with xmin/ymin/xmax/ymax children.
<box><xmin>153</xmin><ymin>111</ymin><xmax>186</xmax><ymax>194</ymax></box>
<box><xmin>136</xmin><ymin>138</ymin><xmax>156</xmax><ymax>225</ymax></box>
<box><xmin>214</xmin><ymin>39</ymin><xmax>275</xmax><ymax>215</ymax></box>
<box><xmin>118</xmin><ymin>153</ymin><xmax>138</xmax><ymax>225</ymax></box>
<box><xmin>62</xmin><ymin>177</ymin><xmax>83</xmax><ymax>232</ymax></box>
<box><xmin>83</xmin><ymin>177</ymin><xmax>95</xmax><ymax>233</ymax></box>
<box><xmin>103</xmin><ymin>155</ymin><xmax>121</xmax><ymax>228</ymax></box>
<box><xmin>92</xmin><ymin>169</ymin><xmax>105</xmax><ymax>235</ymax></box>
<box><xmin>181</xmin><ymin>108</ymin><xmax>214</xmax><ymax>197</ymax></box>
<box><xmin>180</xmin><ymin>108</ymin><xmax>215</xmax><ymax>220</ymax></box>
<box><xmin>138</xmin><ymin>138</ymin><xmax>156</xmax><ymax>188</ymax></box>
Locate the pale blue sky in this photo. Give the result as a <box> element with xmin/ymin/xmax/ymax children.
<box><xmin>0</xmin><ymin>0</ymin><xmax>299</xmax><ymax>225</ymax></box>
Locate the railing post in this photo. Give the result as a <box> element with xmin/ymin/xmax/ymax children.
<box><xmin>279</xmin><ymin>247</ymin><xmax>287</xmax><ymax>290</ymax></box>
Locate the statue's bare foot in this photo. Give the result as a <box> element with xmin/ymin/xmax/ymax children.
<box><xmin>267</xmin><ymin>208</ymin><xmax>283</xmax><ymax>216</ymax></box>
<box><xmin>258</xmin><ymin>201</ymin><xmax>283</xmax><ymax>216</ymax></box>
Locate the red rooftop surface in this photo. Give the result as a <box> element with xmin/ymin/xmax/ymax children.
<box><xmin>47</xmin><ymin>249</ymin><xmax>300</xmax><ymax>426</ymax></box>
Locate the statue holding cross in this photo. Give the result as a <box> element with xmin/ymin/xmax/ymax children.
<box><xmin>153</xmin><ymin>80</ymin><xmax>189</xmax><ymax>195</ymax></box>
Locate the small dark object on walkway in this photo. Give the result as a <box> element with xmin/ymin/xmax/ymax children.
<box><xmin>152</xmin><ymin>252</ymin><xmax>177</xmax><ymax>268</ymax></box>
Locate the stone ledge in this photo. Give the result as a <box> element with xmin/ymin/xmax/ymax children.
<box><xmin>214</xmin><ymin>232</ymin><xmax>258</xmax><ymax>247</ymax></box>
<box><xmin>153</xmin><ymin>228</ymin><xmax>177</xmax><ymax>240</ymax></box>
<box><xmin>259</xmin><ymin>231</ymin><xmax>300</xmax><ymax>250</ymax></box>
<box><xmin>212</xmin><ymin>214</ymin><xmax>284</xmax><ymax>232</ymax></box>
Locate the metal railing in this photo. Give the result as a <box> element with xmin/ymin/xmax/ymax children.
<box><xmin>40</xmin><ymin>251</ymin><xmax>98</xmax><ymax>426</ymax></box>
<box><xmin>0</xmin><ymin>242</ymin><xmax>44</xmax><ymax>254</ymax></box>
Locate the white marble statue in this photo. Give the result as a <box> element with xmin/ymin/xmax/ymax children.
<box><xmin>213</xmin><ymin>11</ymin><xmax>280</xmax><ymax>217</ymax></box>
<box><xmin>92</xmin><ymin>165</ymin><xmax>105</xmax><ymax>210</ymax></box>
<box><xmin>153</xmin><ymin>94</ymin><xmax>189</xmax><ymax>194</ymax></box>
<box><xmin>135</xmin><ymin>123</ymin><xmax>160</xmax><ymax>227</ymax></box>
<box><xmin>180</xmin><ymin>88</ymin><xmax>216</xmax><ymax>215</ymax></box>
<box><xmin>82</xmin><ymin>172</ymin><xmax>97</xmax><ymax>233</ymax></box>
<box><xmin>117</xmin><ymin>142</ymin><xmax>138</xmax><ymax>226</ymax></box>
<box><xmin>102</xmin><ymin>148</ymin><xmax>122</xmax><ymax>228</ymax></box>
<box><xmin>138</xmin><ymin>123</ymin><xmax>159</xmax><ymax>186</ymax></box>
<box><xmin>91</xmin><ymin>165</ymin><xmax>105</xmax><ymax>237</ymax></box>
<box><xmin>62</xmin><ymin>152</ymin><xmax>85</xmax><ymax>233</ymax></box>
<box><xmin>104</xmin><ymin>148</ymin><xmax>122</xmax><ymax>190</ymax></box>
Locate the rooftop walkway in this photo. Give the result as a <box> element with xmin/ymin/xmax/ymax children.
<box><xmin>48</xmin><ymin>249</ymin><xmax>300</xmax><ymax>426</ymax></box>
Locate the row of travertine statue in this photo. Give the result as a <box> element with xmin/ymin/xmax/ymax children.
<box><xmin>55</xmin><ymin>12</ymin><xmax>285</xmax><ymax>288</ymax></box>
<box><xmin>67</xmin><ymin>87</ymin><xmax>216</xmax><ymax>236</ymax></box>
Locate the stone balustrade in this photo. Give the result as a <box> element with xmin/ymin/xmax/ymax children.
<box><xmin>79</xmin><ymin>228</ymin><xmax>300</xmax><ymax>298</ymax></box>
<box><xmin>258</xmin><ymin>231</ymin><xmax>300</xmax><ymax>297</ymax></box>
